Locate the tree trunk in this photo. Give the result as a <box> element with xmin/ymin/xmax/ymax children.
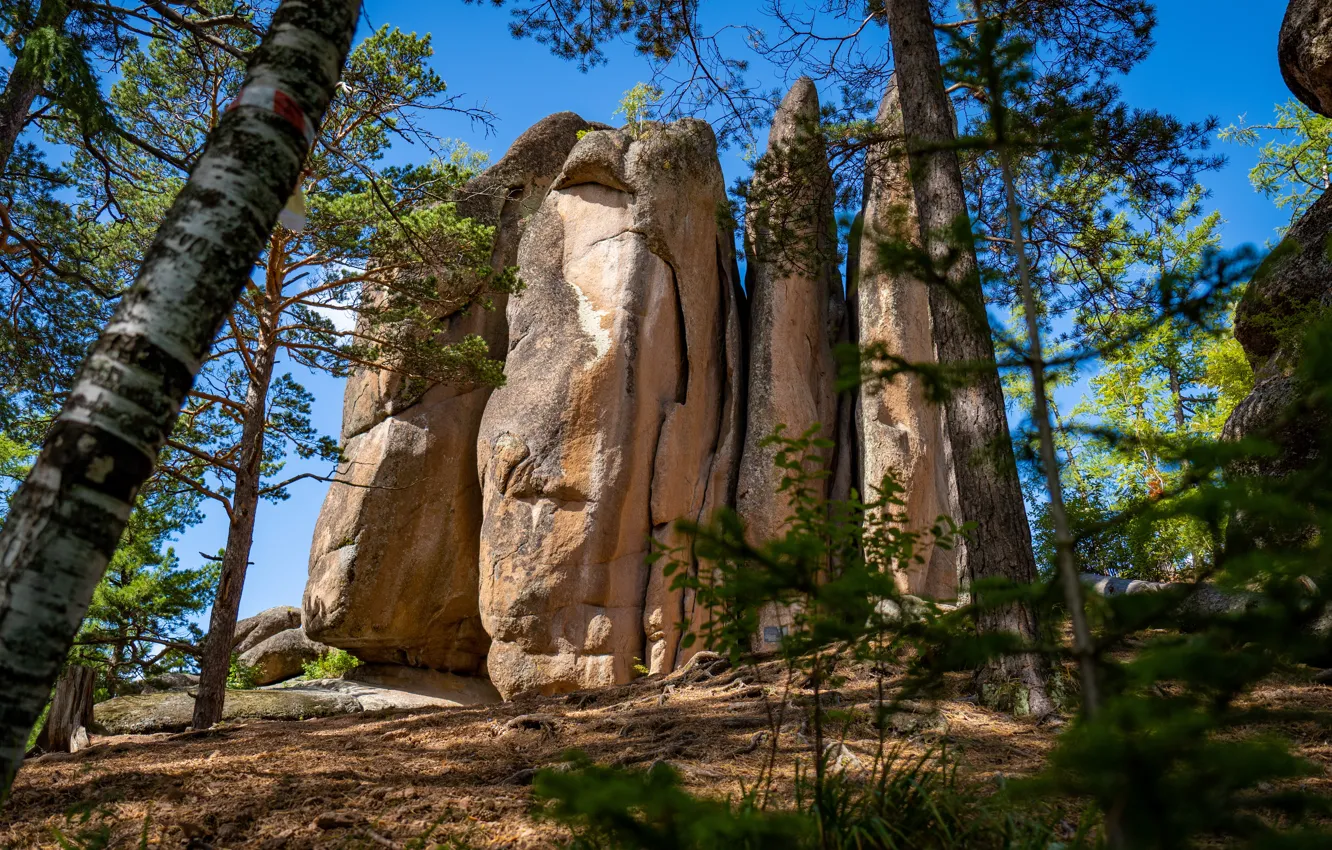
<box><xmin>0</xmin><ymin>0</ymin><xmax>360</xmax><ymax>801</ymax></box>
<box><xmin>886</xmin><ymin>0</ymin><xmax>1051</xmax><ymax>715</ymax></box>
<box><xmin>192</xmin><ymin>335</ymin><xmax>277</xmax><ymax>729</ymax></box>
<box><xmin>31</xmin><ymin>665</ymin><xmax>94</xmax><ymax>754</ymax></box>
<box><xmin>0</xmin><ymin>0</ymin><xmax>72</xmax><ymax>177</ymax></box>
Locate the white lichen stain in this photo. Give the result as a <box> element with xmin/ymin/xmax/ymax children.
<box><xmin>572</xmin><ymin>282</ymin><xmax>612</xmax><ymax>362</ymax></box>
<box><xmin>85</xmin><ymin>455</ymin><xmax>116</xmax><ymax>484</ymax></box>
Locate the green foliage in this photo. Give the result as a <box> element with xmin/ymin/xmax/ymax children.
<box><xmin>945</xmin><ymin>22</ymin><xmax>1332</xmax><ymax>847</ymax></box>
<box><xmin>1221</xmin><ymin>100</ymin><xmax>1332</xmax><ymax>226</ymax></box>
<box><xmin>62</xmin><ymin>9</ymin><xmax>514</xmax><ymax>515</ymax></box>
<box><xmin>614</xmin><ymin>82</ymin><xmax>662</xmax><ymax>137</ymax></box>
<box><xmin>300</xmin><ymin>648</ymin><xmax>362</xmax><ymax>680</ymax></box>
<box><xmin>226</xmin><ymin>654</ymin><xmax>258</xmax><ymax>691</ymax></box>
<box><xmin>67</xmin><ymin>483</ymin><xmax>209</xmax><ymax>698</ymax></box>
<box><xmin>536</xmin><ymin>755</ymin><xmax>808</xmax><ymax>849</ymax></box>
<box><xmin>535</xmin><ymin>749</ymin><xmax>1062</xmax><ymax>850</ymax></box>
<box><xmin>25</xmin><ymin>703</ymin><xmax>49</xmax><ymax>753</ymax></box>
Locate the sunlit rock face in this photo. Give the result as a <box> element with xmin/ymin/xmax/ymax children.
<box><xmin>475</xmin><ymin>119</ymin><xmax>744</xmax><ymax>698</ymax></box>
<box><xmin>852</xmin><ymin>81</ymin><xmax>959</xmax><ymax>599</ymax></box>
<box><xmin>736</xmin><ymin>79</ymin><xmax>852</xmax><ymax>647</ymax></box>
<box><xmin>303</xmin><ymin>113</ymin><xmax>597</xmax><ymax>672</ymax></box>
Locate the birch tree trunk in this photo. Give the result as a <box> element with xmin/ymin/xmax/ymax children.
<box><xmin>0</xmin><ymin>0</ymin><xmax>361</xmax><ymax>801</ymax></box>
<box><xmin>886</xmin><ymin>0</ymin><xmax>1052</xmax><ymax>715</ymax></box>
<box><xmin>0</xmin><ymin>0</ymin><xmax>72</xmax><ymax>176</ymax></box>
<box><xmin>193</xmin><ymin>325</ymin><xmax>278</xmax><ymax>729</ymax></box>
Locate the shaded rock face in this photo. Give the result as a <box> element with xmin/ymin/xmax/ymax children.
<box><xmin>1223</xmin><ymin>189</ymin><xmax>1332</xmax><ymax>532</ymax></box>
<box><xmin>476</xmin><ymin>119</ymin><xmax>744</xmax><ymax>698</ymax></box>
<box><xmin>737</xmin><ymin>78</ymin><xmax>850</xmax><ymax>645</ymax></box>
<box><xmin>304</xmin><ymin>113</ymin><xmax>597</xmax><ymax>673</ymax></box>
<box><xmin>233</xmin><ymin>606</ymin><xmax>301</xmax><ymax>655</ymax></box>
<box><xmin>1280</xmin><ymin>0</ymin><xmax>1332</xmax><ymax>117</ymax></box>
<box><xmin>852</xmin><ymin>82</ymin><xmax>959</xmax><ymax>599</ymax></box>
<box><xmin>239</xmin><ymin>627</ymin><xmax>329</xmax><ymax>686</ymax></box>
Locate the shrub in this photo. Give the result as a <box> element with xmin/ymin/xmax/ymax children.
<box><xmin>301</xmin><ymin>648</ymin><xmax>362</xmax><ymax>680</ymax></box>
<box><xmin>226</xmin><ymin>654</ymin><xmax>258</xmax><ymax>690</ymax></box>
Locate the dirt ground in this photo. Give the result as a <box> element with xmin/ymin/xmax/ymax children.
<box><xmin>3</xmin><ymin>656</ymin><xmax>1329</xmax><ymax>849</ymax></box>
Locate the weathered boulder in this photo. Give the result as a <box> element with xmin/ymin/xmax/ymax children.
<box><xmin>92</xmin><ymin>689</ymin><xmax>363</xmax><ymax>735</ymax></box>
<box><xmin>129</xmin><ymin>672</ymin><xmax>199</xmax><ymax>695</ymax></box>
<box><xmin>1280</xmin><ymin>0</ymin><xmax>1332</xmax><ymax>117</ymax></box>
<box><xmin>239</xmin><ymin>628</ymin><xmax>329</xmax><ymax>686</ymax></box>
<box><xmin>1223</xmin><ymin>189</ymin><xmax>1332</xmax><ymax>483</ymax></box>
<box><xmin>851</xmin><ymin>81</ymin><xmax>958</xmax><ymax>599</ymax></box>
<box><xmin>737</xmin><ymin>79</ymin><xmax>850</xmax><ymax>645</ymax></box>
<box><xmin>476</xmin><ymin>118</ymin><xmax>744</xmax><ymax>697</ymax></box>
<box><xmin>233</xmin><ymin>606</ymin><xmax>301</xmax><ymax>655</ymax></box>
<box><xmin>305</xmin><ymin>113</ymin><xmax>597</xmax><ymax>673</ymax></box>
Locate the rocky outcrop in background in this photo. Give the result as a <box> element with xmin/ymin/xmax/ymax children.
<box><xmin>737</xmin><ymin>79</ymin><xmax>851</xmax><ymax>647</ymax></box>
<box><xmin>303</xmin><ymin>85</ymin><xmax>957</xmax><ymax>701</ymax></box>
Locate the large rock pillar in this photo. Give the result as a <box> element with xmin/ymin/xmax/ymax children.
<box><xmin>476</xmin><ymin>120</ymin><xmax>744</xmax><ymax>698</ymax></box>
<box><xmin>736</xmin><ymin>79</ymin><xmax>849</xmax><ymax>646</ymax></box>
<box><xmin>303</xmin><ymin>113</ymin><xmax>597</xmax><ymax>672</ymax></box>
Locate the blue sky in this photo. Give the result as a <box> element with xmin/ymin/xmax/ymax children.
<box><xmin>174</xmin><ymin>0</ymin><xmax>1296</xmax><ymax>621</ymax></box>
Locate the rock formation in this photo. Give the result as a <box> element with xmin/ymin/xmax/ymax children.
<box><xmin>475</xmin><ymin>119</ymin><xmax>744</xmax><ymax>697</ymax></box>
<box><xmin>233</xmin><ymin>606</ymin><xmax>301</xmax><ymax>655</ymax></box>
<box><xmin>1279</xmin><ymin>0</ymin><xmax>1332</xmax><ymax>117</ymax></box>
<box><xmin>239</xmin><ymin>627</ymin><xmax>329</xmax><ymax>685</ymax></box>
<box><xmin>301</xmin><ymin>88</ymin><xmax>965</xmax><ymax>700</ymax></box>
<box><xmin>304</xmin><ymin>113</ymin><xmax>597</xmax><ymax>672</ymax></box>
<box><xmin>736</xmin><ymin>79</ymin><xmax>850</xmax><ymax>646</ymax></box>
<box><xmin>851</xmin><ymin>81</ymin><xmax>959</xmax><ymax>598</ymax></box>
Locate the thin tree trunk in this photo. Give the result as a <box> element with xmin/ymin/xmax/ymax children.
<box><xmin>1000</xmin><ymin>148</ymin><xmax>1101</xmax><ymax>715</ymax></box>
<box><xmin>1168</xmin><ymin>364</ymin><xmax>1187</xmax><ymax>430</ymax></box>
<box><xmin>31</xmin><ymin>665</ymin><xmax>94</xmax><ymax>754</ymax></box>
<box><xmin>0</xmin><ymin>0</ymin><xmax>72</xmax><ymax>177</ymax></box>
<box><xmin>192</xmin><ymin>334</ymin><xmax>276</xmax><ymax>729</ymax></box>
<box><xmin>0</xmin><ymin>0</ymin><xmax>360</xmax><ymax>801</ymax></box>
<box><xmin>886</xmin><ymin>0</ymin><xmax>1051</xmax><ymax>715</ymax></box>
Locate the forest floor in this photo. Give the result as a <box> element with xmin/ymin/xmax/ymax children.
<box><xmin>3</xmin><ymin>655</ymin><xmax>1331</xmax><ymax>849</ymax></box>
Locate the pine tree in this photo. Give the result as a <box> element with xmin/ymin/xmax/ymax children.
<box><xmin>68</xmin><ymin>483</ymin><xmax>212</xmax><ymax>698</ymax></box>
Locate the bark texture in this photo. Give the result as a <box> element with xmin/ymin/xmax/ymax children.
<box><xmin>0</xmin><ymin>0</ymin><xmax>360</xmax><ymax>796</ymax></box>
<box><xmin>31</xmin><ymin>665</ymin><xmax>94</xmax><ymax>754</ymax></box>
<box><xmin>193</xmin><ymin>325</ymin><xmax>279</xmax><ymax>728</ymax></box>
<box><xmin>886</xmin><ymin>0</ymin><xmax>1051</xmax><ymax>715</ymax></box>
